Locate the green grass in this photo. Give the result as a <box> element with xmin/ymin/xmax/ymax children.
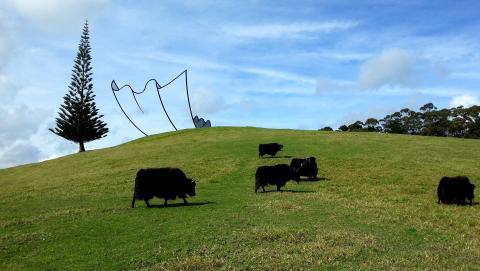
<box><xmin>0</xmin><ymin>127</ymin><xmax>479</xmax><ymax>270</ymax></box>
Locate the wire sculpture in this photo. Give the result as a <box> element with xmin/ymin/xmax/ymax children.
<box><xmin>111</xmin><ymin>70</ymin><xmax>211</xmax><ymax>136</ymax></box>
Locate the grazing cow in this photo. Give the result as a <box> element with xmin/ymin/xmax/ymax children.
<box><xmin>437</xmin><ymin>176</ymin><xmax>475</xmax><ymax>205</ymax></box>
<box><xmin>290</xmin><ymin>157</ymin><xmax>318</xmax><ymax>179</ymax></box>
<box><xmin>132</xmin><ymin>167</ymin><xmax>196</xmax><ymax>208</ymax></box>
<box><xmin>258</xmin><ymin>143</ymin><xmax>283</xmax><ymax>157</ymax></box>
<box><xmin>255</xmin><ymin>164</ymin><xmax>300</xmax><ymax>192</ymax></box>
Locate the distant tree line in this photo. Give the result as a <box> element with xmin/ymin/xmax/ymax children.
<box><xmin>321</xmin><ymin>103</ymin><xmax>480</xmax><ymax>139</ymax></box>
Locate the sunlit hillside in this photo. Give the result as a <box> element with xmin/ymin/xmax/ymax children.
<box><xmin>1</xmin><ymin>127</ymin><xmax>479</xmax><ymax>270</ymax></box>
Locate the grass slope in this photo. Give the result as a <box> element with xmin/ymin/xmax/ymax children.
<box><xmin>0</xmin><ymin>127</ymin><xmax>479</xmax><ymax>270</ymax></box>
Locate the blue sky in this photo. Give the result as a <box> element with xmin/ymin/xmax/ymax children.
<box><xmin>1</xmin><ymin>0</ymin><xmax>479</xmax><ymax>168</ymax></box>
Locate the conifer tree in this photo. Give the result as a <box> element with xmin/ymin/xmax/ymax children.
<box><xmin>50</xmin><ymin>21</ymin><xmax>108</xmax><ymax>152</ymax></box>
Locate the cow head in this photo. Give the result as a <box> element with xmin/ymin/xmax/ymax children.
<box><xmin>186</xmin><ymin>178</ymin><xmax>196</xmax><ymax>196</ymax></box>
<box><xmin>439</xmin><ymin>176</ymin><xmax>450</xmax><ymax>183</ymax></box>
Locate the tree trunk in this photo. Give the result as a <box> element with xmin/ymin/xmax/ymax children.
<box><xmin>79</xmin><ymin>141</ymin><xmax>85</xmax><ymax>152</ymax></box>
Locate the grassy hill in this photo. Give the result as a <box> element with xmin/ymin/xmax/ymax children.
<box><xmin>0</xmin><ymin>127</ymin><xmax>479</xmax><ymax>270</ymax></box>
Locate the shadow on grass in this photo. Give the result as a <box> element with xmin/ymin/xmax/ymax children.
<box><xmin>437</xmin><ymin>202</ymin><xmax>479</xmax><ymax>206</ymax></box>
<box><xmin>300</xmin><ymin>176</ymin><xmax>330</xmax><ymax>182</ymax></box>
<box><xmin>148</xmin><ymin>201</ymin><xmax>215</xmax><ymax>208</ymax></box>
<box><xmin>258</xmin><ymin>189</ymin><xmax>315</xmax><ymax>193</ymax></box>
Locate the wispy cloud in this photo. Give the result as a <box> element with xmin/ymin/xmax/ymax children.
<box><xmin>316</xmin><ymin>77</ymin><xmax>355</xmax><ymax>93</ymax></box>
<box><xmin>418</xmin><ymin>37</ymin><xmax>479</xmax><ymax>63</ymax></box>
<box><xmin>451</xmin><ymin>72</ymin><xmax>480</xmax><ymax>80</ymax></box>
<box><xmin>240</xmin><ymin>67</ymin><xmax>315</xmax><ymax>84</ymax></box>
<box><xmin>142</xmin><ymin>51</ymin><xmax>316</xmax><ymax>85</ymax></box>
<box><xmin>226</xmin><ymin>21</ymin><xmax>359</xmax><ymax>40</ymax></box>
<box><xmin>310</xmin><ymin>52</ymin><xmax>372</xmax><ymax>62</ymax></box>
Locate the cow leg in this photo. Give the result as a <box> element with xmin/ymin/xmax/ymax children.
<box><xmin>262</xmin><ymin>186</ymin><xmax>266</xmax><ymax>193</ymax></box>
<box><xmin>131</xmin><ymin>193</ymin><xmax>136</xmax><ymax>208</ymax></box>
<box><xmin>183</xmin><ymin>198</ymin><xmax>188</xmax><ymax>205</ymax></box>
<box><xmin>144</xmin><ymin>199</ymin><xmax>151</xmax><ymax>208</ymax></box>
<box><xmin>277</xmin><ymin>185</ymin><xmax>281</xmax><ymax>192</ymax></box>
<box><xmin>164</xmin><ymin>199</ymin><xmax>168</xmax><ymax>206</ymax></box>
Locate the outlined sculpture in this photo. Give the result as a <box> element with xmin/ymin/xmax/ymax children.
<box><xmin>111</xmin><ymin>70</ymin><xmax>211</xmax><ymax>136</ymax></box>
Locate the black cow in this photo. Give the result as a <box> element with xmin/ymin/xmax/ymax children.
<box><xmin>258</xmin><ymin>143</ymin><xmax>283</xmax><ymax>157</ymax></box>
<box><xmin>132</xmin><ymin>168</ymin><xmax>196</xmax><ymax>208</ymax></box>
<box><xmin>290</xmin><ymin>157</ymin><xmax>318</xmax><ymax>179</ymax></box>
<box><xmin>437</xmin><ymin>176</ymin><xmax>475</xmax><ymax>205</ymax></box>
<box><xmin>255</xmin><ymin>164</ymin><xmax>300</xmax><ymax>192</ymax></box>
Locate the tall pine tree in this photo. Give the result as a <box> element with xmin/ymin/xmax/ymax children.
<box><xmin>50</xmin><ymin>21</ymin><xmax>108</xmax><ymax>152</ymax></box>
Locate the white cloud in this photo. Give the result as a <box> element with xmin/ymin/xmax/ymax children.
<box><xmin>0</xmin><ymin>110</ymin><xmax>79</xmax><ymax>169</ymax></box>
<box><xmin>0</xmin><ymin>74</ymin><xmax>18</xmax><ymax>102</ymax></box>
<box><xmin>6</xmin><ymin>0</ymin><xmax>112</xmax><ymax>32</ymax></box>
<box><xmin>0</xmin><ymin>105</ymin><xmax>49</xmax><ymax>148</ymax></box>
<box><xmin>191</xmin><ymin>88</ymin><xmax>228</xmax><ymax>114</ymax></box>
<box><xmin>449</xmin><ymin>95</ymin><xmax>480</xmax><ymax>108</ymax></box>
<box><xmin>0</xmin><ymin>141</ymin><xmax>43</xmax><ymax>168</ymax></box>
<box><xmin>358</xmin><ymin>48</ymin><xmax>415</xmax><ymax>90</ymax></box>
<box><xmin>316</xmin><ymin>48</ymin><xmax>417</xmax><ymax>93</ymax></box>
<box><xmin>0</xmin><ymin>29</ymin><xmax>15</xmax><ymax>65</ymax></box>
<box><xmin>227</xmin><ymin>21</ymin><xmax>358</xmax><ymax>40</ymax></box>
<box><xmin>30</xmin><ymin>123</ymin><xmax>78</xmax><ymax>161</ymax></box>
<box><xmin>0</xmin><ymin>11</ymin><xmax>17</xmax><ymax>68</ymax></box>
